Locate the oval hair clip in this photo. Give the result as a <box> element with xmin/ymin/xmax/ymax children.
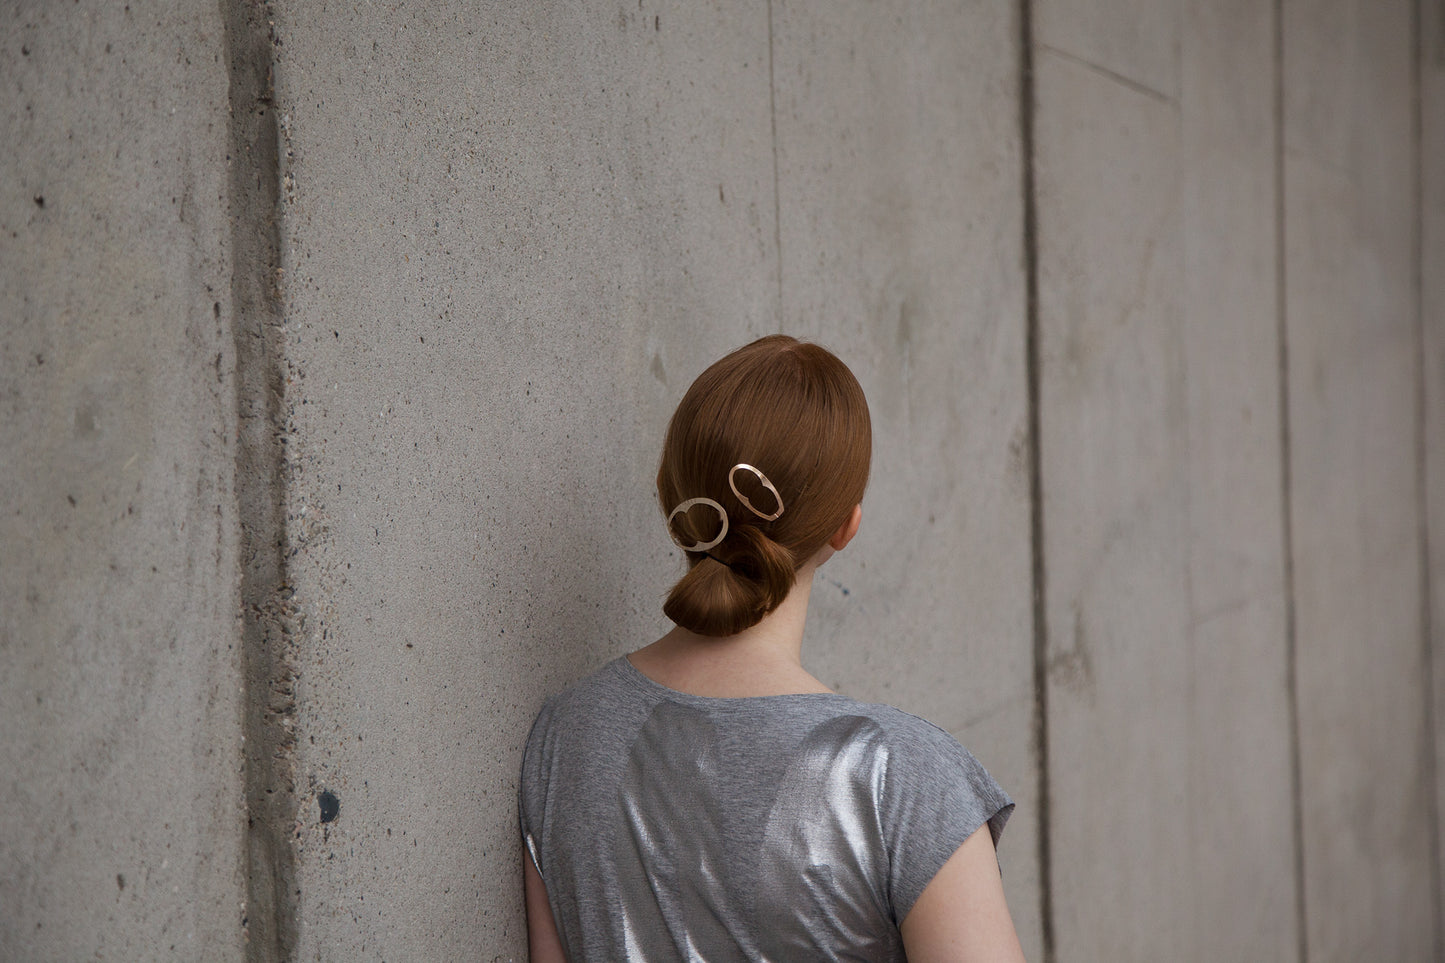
<box><xmin>667</xmin><ymin>497</ymin><xmax>730</xmax><ymax>552</ymax></box>
<box><xmin>728</xmin><ymin>464</ymin><xmax>784</xmax><ymax>521</ymax></box>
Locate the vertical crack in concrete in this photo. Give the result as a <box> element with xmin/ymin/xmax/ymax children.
<box><xmin>1017</xmin><ymin>2</ymin><xmax>1055</xmax><ymax>960</ymax></box>
<box><xmin>222</xmin><ymin>1</ymin><xmax>298</xmax><ymax>959</ymax></box>
<box><xmin>766</xmin><ymin>0</ymin><xmax>784</xmax><ymax>323</ymax></box>
<box><xmin>1272</xmin><ymin>1</ymin><xmax>1308</xmax><ymax>959</ymax></box>
<box><xmin>1412</xmin><ymin>2</ymin><xmax>1445</xmax><ymax>957</ymax></box>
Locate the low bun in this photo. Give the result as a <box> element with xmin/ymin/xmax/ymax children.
<box><xmin>662</xmin><ymin>528</ymin><xmax>797</xmax><ymax>637</ymax></box>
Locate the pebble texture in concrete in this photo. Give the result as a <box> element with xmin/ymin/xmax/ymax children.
<box><xmin>0</xmin><ymin>2</ymin><xmax>245</xmax><ymax>959</ymax></box>
<box><xmin>1284</xmin><ymin>0</ymin><xmax>1436</xmax><ymax>958</ymax></box>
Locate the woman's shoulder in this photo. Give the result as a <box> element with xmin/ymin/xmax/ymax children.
<box><xmin>829</xmin><ymin>698</ymin><xmax>972</xmax><ymax>756</ymax></box>
<box><xmin>831</xmin><ymin>700</ymin><xmax>1008</xmax><ymax>808</ymax></box>
<box><xmin>525</xmin><ymin>657</ymin><xmax>653</xmax><ymax>742</ymax></box>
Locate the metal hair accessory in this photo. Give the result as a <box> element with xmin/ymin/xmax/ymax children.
<box><xmin>728</xmin><ymin>463</ymin><xmax>784</xmax><ymax>521</ymax></box>
<box><xmin>666</xmin><ymin>463</ymin><xmax>784</xmax><ymax>552</ymax></box>
<box><xmin>667</xmin><ymin>497</ymin><xmax>729</xmax><ymax>552</ymax></box>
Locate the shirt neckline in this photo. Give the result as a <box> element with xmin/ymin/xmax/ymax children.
<box><xmin>614</xmin><ymin>654</ymin><xmax>852</xmax><ymax>707</ymax></box>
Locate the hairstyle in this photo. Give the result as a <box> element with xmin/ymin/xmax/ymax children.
<box><xmin>658</xmin><ymin>334</ymin><xmax>872</xmax><ymax>636</ymax></box>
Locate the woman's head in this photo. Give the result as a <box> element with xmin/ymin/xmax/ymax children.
<box><xmin>658</xmin><ymin>335</ymin><xmax>872</xmax><ymax>636</ymax></box>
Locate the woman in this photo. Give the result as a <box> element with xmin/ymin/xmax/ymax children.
<box><xmin>520</xmin><ymin>335</ymin><xmax>1025</xmax><ymax>961</ymax></box>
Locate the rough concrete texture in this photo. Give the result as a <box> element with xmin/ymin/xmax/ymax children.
<box><xmin>0</xmin><ymin>2</ymin><xmax>246</xmax><ymax>959</ymax></box>
<box><xmin>5</xmin><ymin>1</ymin><xmax>1443</xmax><ymax>961</ymax></box>
<box><xmin>1284</xmin><ymin>0</ymin><xmax>1436</xmax><ymax>959</ymax></box>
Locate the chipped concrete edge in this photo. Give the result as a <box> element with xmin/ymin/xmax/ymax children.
<box><xmin>222</xmin><ymin>1</ymin><xmax>299</xmax><ymax>958</ymax></box>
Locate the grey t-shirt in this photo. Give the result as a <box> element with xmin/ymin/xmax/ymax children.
<box><xmin>519</xmin><ymin>656</ymin><xmax>1013</xmax><ymax>962</ymax></box>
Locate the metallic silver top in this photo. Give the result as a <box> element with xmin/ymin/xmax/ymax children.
<box><xmin>520</xmin><ymin>658</ymin><xmax>1012</xmax><ymax>962</ymax></box>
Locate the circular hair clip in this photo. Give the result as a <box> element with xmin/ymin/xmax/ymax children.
<box><xmin>728</xmin><ymin>464</ymin><xmax>784</xmax><ymax>521</ymax></box>
<box><xmin>667</xmin><ymin>497</ymin><xmax>729</xmax><ymax>552</ymax></box>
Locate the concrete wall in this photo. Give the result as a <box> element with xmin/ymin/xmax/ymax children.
<box><xmin>1033</xmin><ymin>0</ymin><xmax>1298</xmax><ymax>956</ymax></box>
<box><xmin>2</xmin><ymin>1</ymin><xmax>1439</xmax><ymax>961</ymax></box>
<box><xmin>1425</xmin><ymin>0</ymin><xmax>1445</xmax><ymax>946</ymax></box>
<box><xmin>1283</xmin><ymin>3</ymin><xmax>1435</xmax><ymax>959</ymax></box>
<box><xmin>1</xmin><ymin>2</ymin><xmax>246</xmax><ymax>959</ymax></box>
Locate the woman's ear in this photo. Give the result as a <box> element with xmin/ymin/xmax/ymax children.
<box><xmin>828</xmin><ymin>504</ymin><xmax>863</xmax><ymax>551</ymax></box>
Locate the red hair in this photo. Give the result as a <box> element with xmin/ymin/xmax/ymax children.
<box><xmin>658</xmin><ymin>335</ymin><xmax>872</xmax><ymax>636</ymax></box>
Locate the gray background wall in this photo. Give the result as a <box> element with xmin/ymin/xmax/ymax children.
<box><xmin>1</xmin><ymin>1</ymin><xmax>1440</xmax><ymax>961</ymax></box>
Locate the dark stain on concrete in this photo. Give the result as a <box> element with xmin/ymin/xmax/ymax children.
<box><xmin>1048</xmin><ymin>597</ymin><xmax>1095</xmax><ymax>697</ymax></box>
<box><xmin>318</xmin><ymin>790</ymin><xmax>339</xmax><ymax>824</ymax></box>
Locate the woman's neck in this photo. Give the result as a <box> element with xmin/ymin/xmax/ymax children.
<box><xmin>628</xmin><ymin>562</ymin><xmax>833</xmax><ymax>697</ymax></box>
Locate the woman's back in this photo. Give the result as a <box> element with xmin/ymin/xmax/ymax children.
<box><xmin>520</xmin><ymin>656</ymin><xmax>1012</xmax><ymax>962</ymax></box>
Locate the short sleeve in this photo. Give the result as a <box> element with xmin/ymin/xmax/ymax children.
<box><xmin>878</xmin><ymin>716</ymin><xmax>1014</xmax><ymax>922</ymax></box>
<box><xmin>518</xmin><ymin>697</ymin><xmax>556</xmax><ymax>875</ymax></box>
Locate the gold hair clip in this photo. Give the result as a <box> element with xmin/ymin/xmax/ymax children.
<box><xmin>666</xmin><ymin>497</ymin><xmax>729</xmax><ymax>552</ymax></box>
<box><xmin>666</xmin><ymin>464</ymin><xmax>783</xmax><ymax>552</ymax></box>
<box><xmin>728</xmin><ymin>463</ymin><xmax>784</xmax><ymax>521</ymax></box>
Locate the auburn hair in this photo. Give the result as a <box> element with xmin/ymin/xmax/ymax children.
<box><xmin>658</xmin><ymin>335</ymin><xmax>872</xmax><ymax>636</ymax></box>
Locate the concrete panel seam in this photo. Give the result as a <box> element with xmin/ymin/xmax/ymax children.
<box><xmin>1019</xmin><ymin>2</ymin><xmax>1055</xmax><ymax>960</ymax></box>
<box><xmin>1413</xmin><ymin>1</ymin><xmax>1445</xmax><ymax>956</ymax></box>
<box><xmin>222</xmin><ymin>0</ymin><xmax>299</xmax><ymax>959</ymax></box>
<box><xmin>1274</xmin><ymin>1</ymin><xmax>1308</xmax><ymax>957</ymax></box>
<box><xmin>767</xmin><ymin>0</ymin><xmax>784</xmax><ymax>322</ymax></box>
